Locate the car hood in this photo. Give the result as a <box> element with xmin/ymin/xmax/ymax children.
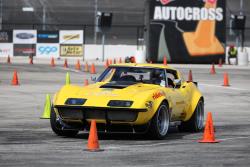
<box><xmin>55</xmin><ymin>82</ymin><xmax>160</xmax><ymax>107</ymax></box>
<box><xmin>79</xmin><ymin>82</ymin><xmax>158</xmax><ymax>99</ymax></box>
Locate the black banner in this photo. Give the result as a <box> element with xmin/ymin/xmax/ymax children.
<box><xmin>14</xmin><ymin>44</ymin><xmax>36</xmax><ymax>57</ymax></box>
<box><xmin>0</xmin><ymin>30</ymin><xmax>13</xmax><ymax>43</ymax></box>
<box><xmin>147</xmin><ymin>0</ymin><xmax>226</xmax><ymax>64</ymax></box>
<box><xmin>37</xmin><ymin>30</ymin><xmax>59</xmax><ymax>43</ymax></box>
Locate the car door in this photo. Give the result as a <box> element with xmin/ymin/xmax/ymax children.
<box><xmin>165</xmin><ymin>70</ymin><xmax>186</xmax><ymax>121</ymax></box>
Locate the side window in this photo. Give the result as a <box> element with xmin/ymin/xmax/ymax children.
<box><xmin>100</xmin><ymin>68</ymin><xmax>115</xmax><ymax>82</ymax></box>
<box><xmin>166</xmin><ymin>70</ymin><xmax>178</xmax><ymax>88</ymax></box>
<box><xmin>150</xmin><ymin>69</ymin><xmax>166</xmax><ymax>86</ymax></box>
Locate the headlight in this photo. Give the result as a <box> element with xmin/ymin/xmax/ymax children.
<box><xmin>108</xmin><ymin>100</ymin><xmax>133</xmax><ymax>107</ymax></box>
<box><xmin>65</xmin><ymin>98</ymin><xmax>86</xmax><ymax>105</ymax></box>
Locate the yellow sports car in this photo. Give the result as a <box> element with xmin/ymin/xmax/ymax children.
<box><xmin>51</xmin><ymin>63</ymin><xmax>204</xmax><ymax>139</ymax></box>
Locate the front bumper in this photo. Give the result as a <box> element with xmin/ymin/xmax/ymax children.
<box><xmin>54</xmin><ymin>105</ymin><xmax>148</xmax><ymax>123</ymax></box>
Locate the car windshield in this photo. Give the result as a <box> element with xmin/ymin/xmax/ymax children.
<box><xmin>97</xmin><ymin>67</ymin><xmax>166</xmax><ymax>85</ymax></box>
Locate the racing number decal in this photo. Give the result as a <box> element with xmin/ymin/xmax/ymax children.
<box><xmin>153</xmin><ymin>91</ymin><xmax>165</xmax><ymax>99</ymax></box>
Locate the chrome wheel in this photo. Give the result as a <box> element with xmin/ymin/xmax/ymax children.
<box><xmin>196</xmin><ymin>101</ymin><xmax>204</xmax><ymax>130</ymax></box>
<box><xmin>156</xmin><ymin>105</ymin><xmax>169</xmax><ymax>136</ymax></box>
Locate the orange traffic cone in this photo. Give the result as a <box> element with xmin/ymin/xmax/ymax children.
<box><xmin>85</xmin><ymin>120</ymin><xmax>102</xmax><ymax>152</ymax></box>
<box><xmin>90</xmin><ymin>63</ymin><xmax>96</xmax><ymax>74</ymax></box>
<box><xmin>183</xmin><ymin>0</ymin><xmax>224</xmax><ymax>56</ymax></box>
<box><xmin>199</xmin><ymin>112</ymin><xmax>220</xmax><ymax>143</ymax></box>
<box><xmin>119</xmin><ymin>57</ymin><xmax>122</xmax><ymax>64</ymax></box>
<box><xmin>218</xmin><ymin>58</ymin><xmax>223</xmax><ymax>67</ymax></box>
<box><xmin>105</xmin><ymin>59</ymin><xmax>109</xmax><ymax>68</ymax></box>
<box><xmin>84</xmin><ymin>79</ymin><xmax>89</xmax><ymax>86</ymax></box>
<box><xmin>188</xmin><ymin>70</ymin><xmax>193</xmax><ymax>82</ymax></box>
<box><xmin>109</xmin><ymin>59</ymin><xmax>112</xmax><ymax>65</ymax></box>
<box><xmin>75</xmin><ymin>59</ymin><xmax>81</xmax><ymax>70</ymax></box>
<box><xmin>210</xmin><ymin>64</ymin><xmax>216</xmax><ymax>74</ymax></box>
<box><xmin>51</xmin><ymin>57</ymin><xmax>55</xmax><ymax>67</ymax></box>
<box><xmin>7</xmin><ymin>55</ymin><xmax>11</xmax><ymax>64</ymax></box>
<box><xmin>113</xmin><ymin>58</ymin><xmax>116</xmax><ymax>64</ymax></box>
<box><xmin>163</xmin><ymin>56</ymin><xmax>167</xmax><ymax>65</ymax></box>
<box><xmin>84</xmin><ymin>62</ymin><xmax>89</xmax><ymax>72</ymax></box>
<box><xmin>222</xmin><ymin>72</ymin><xmax>230</xmax><ymax>87</ymax></box>
<box><xmin>11</xmin><ymin>70</ymin><xmax>19</xmax><ymax>86</ymax></box>
<box><xmin>64</xmin><ymin>59</ymin><xmax>68</xmax><ymax>68</ymax></box>
<box><xmin>29</xmin><ymin>56</ymin><xmax>33</xmax><ymax>65</ymax></box>
<box><xmin>131</xmin><ymin>56</ymin><xmax>136</xmax><ymax>63</ymax></box>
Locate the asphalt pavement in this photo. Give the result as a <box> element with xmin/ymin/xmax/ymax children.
<box><xmin>0</xmin><ymin>59</ymin><xmax>250</xmax><ymax>167</ymax></box>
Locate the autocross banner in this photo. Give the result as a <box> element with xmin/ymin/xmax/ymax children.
<box><xmin>147</xmin><ymin>0</ymin><xmax>226</xmax><ymax>63</ymax></box>
<box><xmin>60</xmin><ymin>44</ymin><xmax>83</xmax><ymax>57</ymax></box>
<box><xmin>36</xmin><ymin>44</ymin><xmax>60</xmax><ymax>58</ymax></box>
<box><xmin>13</xmin><ymin>30</ymin><xmax>37</xmax><ymax>44</ymax></box>
<box><xmin>37</xmin><ymin>31</ymin><xmax>59</xmax><ymax>43</ymax></box>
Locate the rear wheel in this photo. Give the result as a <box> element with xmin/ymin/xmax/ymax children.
<box><xmin>50</xmin><ymin>106</ymin><xmax>79</xmax><ymax>137</ymax></box>
<box><xmin>147</xmin><ymin>103</ymin><xmax>170</xmax><ymax>139</ymax></box>
<box><xmin>178</xmin><ymin>100</ymin><xmax>204</xmax><ymax>132</ymax></box>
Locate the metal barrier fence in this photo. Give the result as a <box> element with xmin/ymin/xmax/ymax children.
<box><xmin>226</xmin><ymin>28</ymin><xmax>250</xmax><ymax>47</ymax></box>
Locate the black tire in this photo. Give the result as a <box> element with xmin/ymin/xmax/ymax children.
<box><xmin>50</xmin><ymin>106</ymin><xmax>79</xmax><ymax>137</ymax></box>
<box><xmin>146</xmin><ymin>102</ymin><xmax>170</xmax><ymax>139</ymax></box>
<box><xmin>178</xmin><ymin>100</ymin><xmax>204</xmax><ymax>132</ymax></box>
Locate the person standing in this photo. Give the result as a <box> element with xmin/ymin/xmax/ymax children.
<box><xmin>228</xmin><ymin>45</ymin><xmax>238</xmax><ymax>65</ymax></box>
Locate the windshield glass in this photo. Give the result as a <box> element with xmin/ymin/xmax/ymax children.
<box><xmin>97</xmin><ymin>67</ymin><xmax>166</xmax><ymax>85</ymax></box>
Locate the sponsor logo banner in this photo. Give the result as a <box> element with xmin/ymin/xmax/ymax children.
<box><xmin>13</xmin><ymin>30</ymin><xmax>37</xmax><ymax>44</ymax></box>
<box><xmin>59</xmin><ymin>30</ymin><xmax>83</xmax><ymax>44</ymax></box>
<box><xmin>0</xmin><ymin>44</ymin><xmax>13</xmax><ymax>57</ymax></box>
<box><xmin>14</xmin><ymin>44</ymin><xmax>36</xmax><ymax>57</ymax></box>
<box><xmin>37</xmin><ymin>30</ymin><xmax>59</xmax><ymax>43</ymax></box>
<box><xmin>0</xmin><ymin>31</ymin><xmax>13</xmax><ymax>43</ymax></box>
<box><xmin>36</xmin><ymin>44</ymin><xmax>60</xmax><ymax>58</ymax></box>
<box><xmin>148</xmin><ymin>0</ymin><xmax>226</xmax><ymax>63</ymax></box>
<box><xmin>60</xmin><ymin>44</ymin><xmax>83</xmax><ymax>57</ymax></box>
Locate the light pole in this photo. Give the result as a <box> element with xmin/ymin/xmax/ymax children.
<box><xmin>0</xmin><ymin>0</ymin><xmax>3</xmax><ymax>30</ymax></box>
<box><xmin>42</xmin><ymin>6</ymin><xmax>46</xmax><ymax>30</ymax></box>
<box><xmin>94</xmin><ymin>0</ymin><xmax>98</xmax><ymax>44</ymax></box>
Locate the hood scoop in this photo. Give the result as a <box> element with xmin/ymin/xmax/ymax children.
<box><xmin>100</xmin><ymin>82</ymin><xmax>137</xmax><ymax>89</ymax></box>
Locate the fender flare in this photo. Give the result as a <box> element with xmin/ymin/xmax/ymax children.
<box><xmin>184</xmin><ymin>91</ymin><xmax>204</xmax><ymax>121</ymax></box>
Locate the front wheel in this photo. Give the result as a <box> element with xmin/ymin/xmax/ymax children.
<box><xmin>147</xmin><ymin>103</ymin><xmax>170</xmax><ymax>139</ymax></box>
<box><xmin>50</xmin><ymin>106</ymin><xmax>79</xmax><ymax>137</ymax></box>
<box><xmin>178</xmin><ymin>100</ymin><xmax>204</xmax><ymax>132</ymax></box>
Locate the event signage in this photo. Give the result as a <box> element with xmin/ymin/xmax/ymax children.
<box><xmin>37</xmin><ymin>31</ymin><xmax>59</xmax><ymax>43</ymax></box>
<box><xmin>0</xmin><ymin>44</ymin><xmax>13</xmax><ymax>57</ymax></box>
<box><xmin>147</xmin><ymin>0</ymin><xmax>226</xmax><ymax>63</ymax></box>
<box><xmin>59</xmin><ymin>30</ymin><xmax>83</xmax><ymax>44</ymax></box>
<box><xmin>0</xmin><ymin>30</ymin><xmax>13</xmax><ymax>43</ymax></box>
<box><xmin>14</xmin><ymin>44</ymin><xmax>36</xmax><ymax>57</ymax></box>
<box><xmin>36</xmin><ymin>44</ymin><xmax>60</xmax><ymax>58</ymax></box>
<box><xmin>13</xmin><ymin>30</ymin><xmax>37</xmax><ymax>44</ymax></box>
<box><xmin>60</xmin><ymin>44</ymin><xmax>83</xmax><ymax>57</ymax></box>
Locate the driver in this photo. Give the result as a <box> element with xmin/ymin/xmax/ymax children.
<box><xmin>151</xmin><ymin>69</ymin><xmax>165</xmax><ymax>85</ymax></box>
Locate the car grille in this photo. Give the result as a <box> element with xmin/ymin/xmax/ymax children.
<box><xmin>56</xmin><ymin>107</ymin><xmax>144</xmax><ymax>122</ymax></box>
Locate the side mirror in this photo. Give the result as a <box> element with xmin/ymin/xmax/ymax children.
<box><xmin>173</xmin><ymin>79</ymin><xmax>182</xmax><ymax>88</ymax></box>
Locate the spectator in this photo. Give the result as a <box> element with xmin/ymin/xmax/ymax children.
<box><xmin>228</xmin><ymin>45</ymin><xmax>238</xmax><ymax>65</ymax></box>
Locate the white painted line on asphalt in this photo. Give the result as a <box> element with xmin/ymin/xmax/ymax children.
<box><xmin>104</xmin><ymin>141</ymin><xmax>187</xmax><ymax>150</ymax></box>
<box><xmin>200</xmin><ymin>83</ymin><xmax>250</xmax><ymax>91</ymax></box>
<box><xmin>104</xmin><ymin>136</ymin><xmax>250</xmax><ymax>150</ymax></box>
<box><xmin>220</xmin><ymin>136</ymin><xmax>250</xmax><ymax>141</ymax></box>
<box><xmin>56</xmin><ymin>67</ymin><xmax>81</xmax><ymax>73</ymax></box>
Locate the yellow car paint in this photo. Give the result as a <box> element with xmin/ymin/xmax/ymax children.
<box><xmin>52</xmin><ymin>63</ymin><xmax>203</xmax><ymax>125</ymax></box>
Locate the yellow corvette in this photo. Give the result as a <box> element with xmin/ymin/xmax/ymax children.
<box><xmin>51</xmin><ymin>63</ymin><xmax>204</xmax><ymax>139</ymax></box>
